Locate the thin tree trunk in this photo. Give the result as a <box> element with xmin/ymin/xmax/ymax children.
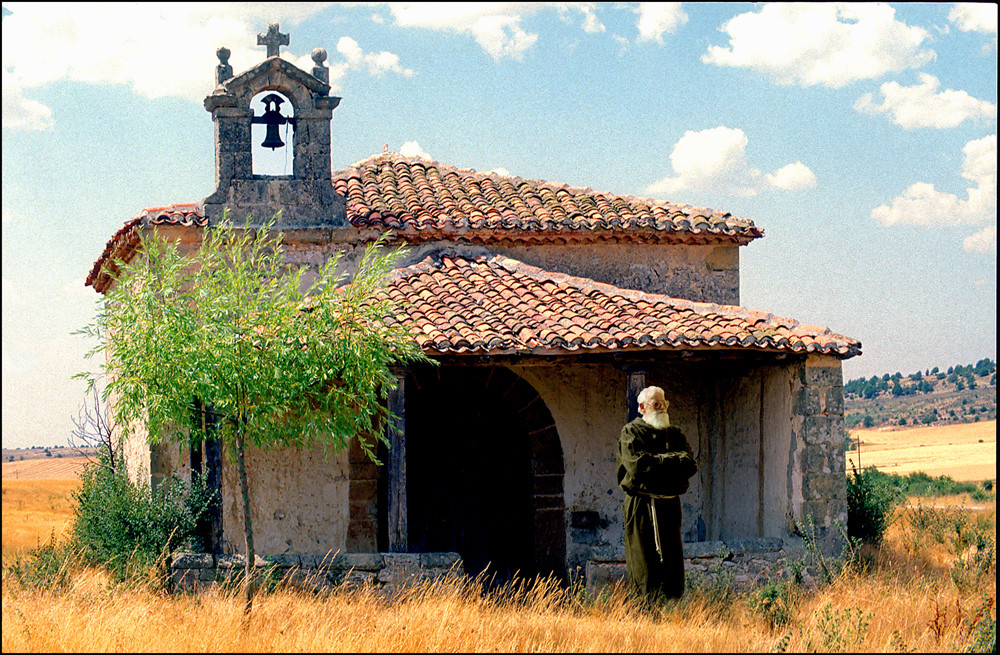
<box><xmin>235</xmin><ymin>428</ymin><xmax>255</xmax><ymax>615</ymax></box>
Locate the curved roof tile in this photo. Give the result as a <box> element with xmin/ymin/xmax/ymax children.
<box><xmin>333</xmin><ymin>153</ymin><xmax>763</xmax><ymax>245</ymax></box>
<box><xmin>381</xmin><ymin>253</ymin><xmax>861</xmax><ymax>359</ymax></box>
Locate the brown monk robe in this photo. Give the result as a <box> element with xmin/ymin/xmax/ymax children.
<box><xmin>617</xmin><ymin>415</ymin><xmax>698</xmax><ymax>600</ymax></box>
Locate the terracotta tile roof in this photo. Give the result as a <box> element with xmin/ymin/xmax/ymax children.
<box><xmin>383</xmin><ymin>253</ymin><xmax>861</xmax><ymax>358</ymax></box>
<box><xmin>89</xmin><ymin>154</ymin><xmax>764</xmax><ymax>291</ymax></box>
<box><xmin>333</xmin><ymin>153</ymin><xmax>763</xmax><ymax>246</ymax></box>
<box><xmin>86</xmin><ymin>203</ymin><xmax>206</xmax><ymax>292</ymax></box>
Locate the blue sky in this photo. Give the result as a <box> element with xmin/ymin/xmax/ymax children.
<box><xmin>2</xmin><ymin>3</ymin><xmax>996</xmax><ymax>448</ymax></box>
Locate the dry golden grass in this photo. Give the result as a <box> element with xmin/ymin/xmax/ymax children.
<box><xmin>2</xmin><ymin>479</ymin><xmax>79</xmax><ymax>560</ymax></box>
<box><xmin>3</xmin><ymin>434</ymin><xmax>995</xmax><ymax>652</ymax></box>
<box><xmin>3</xmin><ymin>502</ymin><xmax>995</xmax><ymax>653</ymax></box>
<box><xmin>848</xmin><ymin>420</ymin><xmax>996</xmax><ymax>482</ymax></box>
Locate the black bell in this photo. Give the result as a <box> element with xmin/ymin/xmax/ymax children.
<box><xmin>252</xmin><ymin>93</ymin><xmax>292</xmax><ymax>150</ymax></box>
<box><xmin>261</xmin><ymin>122</ymin><xmax>284</xmax><ymax>150</ymax></box>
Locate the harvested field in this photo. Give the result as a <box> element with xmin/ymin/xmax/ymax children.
<box><xmin>2</xmin><ymin>456</ymin><xmax>92</xmax><ymax>481</ymax></box>
<box><xmin>847</xmin><ymin>420</ymin><xmax>996</xmax><ymax>482</ymax></box>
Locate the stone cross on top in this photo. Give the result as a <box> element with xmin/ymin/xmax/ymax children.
<box><xmin>258</xmin><ymin>23</ymin><xmax>289</xmax><ymax>57</ymax></box>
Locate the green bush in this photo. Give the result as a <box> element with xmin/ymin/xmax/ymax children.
<box><xmin>846</xmin><ymin>465</ymin><xmax>904</xmax><ymax>546</ymax></box>
<box><xmin>71</xmin><ymin>453</ymin><xmax>216</xmax><ymax>584</ymax></box>
<box><xmin>748</xmin><ymin>578</ymin><xmax>797</xmax><ymax>629</ymax></box>
<box><xmin>3</xmin><ymin>535</ymin><xmax>78</xmax><ymax>592</ymax></box>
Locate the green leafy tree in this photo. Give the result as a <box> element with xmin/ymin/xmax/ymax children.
<box><xmin>78</xmin><ymin>215</ymin><xmax>429</xmax><ymax>613</ymax></box>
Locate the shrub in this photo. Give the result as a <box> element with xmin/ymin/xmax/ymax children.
<box><xmin>3</xmin><ymin>535</ymin><xmax>78</xmax><ymax>593</ymax></box>
<box><xmin>748</xmin><ymin>578</ymin><xmax>797</xmax><ymax>630</ymax></box>
<box><xmin>846</xmin><ymin>465</ymin><xmax>904</xmax><ymax>546</ymax></box>
<box><xmin>72</xmin><ymin>453</ymin><xmax>216</xmax><ymax>584</ymax></box>
<box><xmin>844</xmin><ymin>430</ymin><xmax>856</xmax><ymax>451</ymax></box>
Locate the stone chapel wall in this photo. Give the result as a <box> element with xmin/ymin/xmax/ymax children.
<box><xmin>278</xmin><ymin>236</ymin><xmax>741</xmax><ymax>306</ymax></box>
<box><xmin>218</xmin><ymin>443</ymin><xmax>351</xmax><ymax>556</ymax></box>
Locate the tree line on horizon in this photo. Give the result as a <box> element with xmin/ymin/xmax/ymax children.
<box><xmin>845</xmin><ymin>358</ymin><xmax>996</xmax><ymax>400</ymax></box>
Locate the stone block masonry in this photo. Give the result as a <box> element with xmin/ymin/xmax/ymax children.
<box><xmin>793</xmin><ymin>355</ymin><xmax>848</xmax><ymax>554</ymax></box>
<box><xmin>170</xmin><ymin>551</ymin><xmax>462</xmax><ymax>594</ymax></box>
<box><xmin>584</xmin><ymin>537</ymin><xmax>810</xmax><ymax>596</ymax></box>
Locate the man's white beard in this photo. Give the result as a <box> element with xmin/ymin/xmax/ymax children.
<box><xmin>644</xmin><ymin>410</ymin><xmax>670</xmax><ymax>430</ymax></box>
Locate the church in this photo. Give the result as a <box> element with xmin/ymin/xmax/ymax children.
<box><xmin>87</xmin><ymin>25</ymin><xmax>861</xmax><ymax>585</ymax></box>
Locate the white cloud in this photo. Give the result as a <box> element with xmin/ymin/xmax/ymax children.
<box><xmin>579</xmin><ymin>4</ymin><xmax>605</xmax><ymax>34</ymax></box>
<box><xmin>387</xmin><ymin>3</ymin><xmax>541</xmax><ymax>60</ymax></box>
<box><xmin>645</xmin><ymin>126</ymin><xmax>816</xmax><ymax>198</ymax></box>
<box><xmin>766</xmin><ymin>162</ymin><xmax>817</xmax><ymax>190</ymax></box>
<box><xmin>400</xmin><ymin>140</ymin><xmax>432</xmax><ymax>160</ymax></box>
<box><xmin>702</xmin><ymin>3</ymin><xmax>935</xmax><ymax>88</ymax></box>
<box><xmin>2</xmin><ymin>69</ymin><xmax>53</xmax><ymax>131</ymax></box>
<box><xmin>386</xmin><ymin>3</ymin><xmax>613</xmax><ymax>60</ymax></box>
<box><xmin>558</xmin><ymin>3</ymin><xmax>605</xmax><ymax>34</ymax></box>
<box><xmin>612</xmin><ymin>34</ymin><xmax>630</xmax><ymax>56</ymax></box>
<box><xmin>872</xmin><ymin>135</ymin><xmax>996</xmax><ymax>249</ymax></box>
<box><xmin>0</xmin><ymin>4</ymin><xmax>412</xmax><ymax>129</ymax></box>
<box><xmin>336</xmin><ymin>36</ymin><xmax>414</xmax><ymax>77</ymax></box>
<box><xmin>964</xmin><ymin>225</ymin><xmax>997</xmax><ymax>253</ymax></box>
<box><xmin>855</xmin><ymin>73</ymin><xmax>997</xmax><ymax>129</ymax></box>
<box><xmin>636</xmin><ymin>2</ymin><xmax>688</xmax><ymax>44</ymax></box>
<box><xmin>488</xmin><ymin>167</ymin><xmax>511</xmax><ymax>176</ymax></box>
<box><xmin>949</xmin><ymin>3</ymin><xmax>998</xmax><ymax>33</ymax></box>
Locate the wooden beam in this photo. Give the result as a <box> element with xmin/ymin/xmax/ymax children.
<box><xmin>626</xmin><ymin>369</ymin><xmax>646</xmax><ymax>424</ymax></box>
<box><xmin>386</xmin><ymin>375</ymin><xmax>407</xmax><ymax>552</ymax></box>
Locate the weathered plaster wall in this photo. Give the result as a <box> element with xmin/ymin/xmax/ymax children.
<box><xmin>218</xmin><ymin>443</ymin><xmax>351</xmax><ymax>555</ymax></box>
<box><xmin>280</xmin><ymin>237</ymin><xmax>741</xmax><ymax>306</ymax></box>
<box><xmin>122</xmin><ymin>426</ymin><xmax>152</xmax><ymax>487</ymax></box>
<box><xmin>510</xmin><ymin>359</ymin><xmax>784</xmax><ymax>573</ymax></box>
<box><xmin>498</xmin><ymin>243</ymin><xmax>740</xmax><ymax>305</ymax></box>
<box><xmin>651</xmin><ymin>363</ymin><xmax>788</xmax><ymax>542</ymax></box>
<box><xmin>514</xmin><ymin>363</ymin><xmax>626</xmax><ymax>574</ymax></box>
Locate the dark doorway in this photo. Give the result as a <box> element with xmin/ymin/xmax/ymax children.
<box><xmin>405</xmin><ymin>366</ymin><xmax>565</xmax><ymax>584</ymax></box>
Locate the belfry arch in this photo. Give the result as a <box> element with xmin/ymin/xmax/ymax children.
<box><xmin>400</xmin><ymin>365</ymin><xmax>567</xmax><ymax>583</ymax></box>
<box><xmin>250</xmin><ymin>89</ymin><xmax>296</xmax><ymax>176</ymax></box>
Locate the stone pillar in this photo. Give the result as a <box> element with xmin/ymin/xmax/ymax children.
<box><xmin>347</xmin><ymin>436</ymin><xmax>380</xmax><ymax>552</ymax></box>
<box><xmin>793</xmin><ymin>354</ymin><xmax>847</xmax><ymax>552</ymax></box>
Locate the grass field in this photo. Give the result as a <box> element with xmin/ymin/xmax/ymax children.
<box><xmin>1</xmin><ymin>477</ymin><xmax>80</xmax><ymax>560</ymax></box>
<box><xmin>1</xmin><ymin>457</ymin><xmax>89</xmax><ymax>560</ymax></box>
<box><xmin>2</xmin><ymin>501</ymin><xmax>995</xmax><ymax>652</ymax></box>
<box><xmin>847</xmin><ymin>419</ymin><xmax>996</xmax><ymax>482</ymax></box>
<box><xmin>1</xmin><ymin>428</ymin><xmax>996</xmax><ymax>652</ymax></box>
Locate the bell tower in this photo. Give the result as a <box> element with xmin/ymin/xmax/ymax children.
<box><xmin>202</xmin><ymin>23</ymin><xmax>346</xmax><ymax>227</ymax></box>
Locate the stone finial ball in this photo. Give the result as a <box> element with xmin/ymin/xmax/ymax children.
<box><xmin>217</xmin><ymin>47</ymin><xmax>231</xmax><ymax>63</ymax></box>
<box><xmin>311</xmin><ymin>47</ymin><xmax>328</xmax><ymax>64</ymax></box>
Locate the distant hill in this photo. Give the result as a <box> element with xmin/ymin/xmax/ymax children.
<box><xmin>2</xmin><ymin>446</ymin><xmax>98</xmax><ymax>464</ymax></box>
<box><xmin>845</xmin><ymin>358</ymin><xmax>996</xmax><ymax>429</ymax></box>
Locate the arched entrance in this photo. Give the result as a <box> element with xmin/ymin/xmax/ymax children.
<box><xmin>404</xmin><ymin>365</ymin><xmax>566</xmax><ymax>583</ymax></box>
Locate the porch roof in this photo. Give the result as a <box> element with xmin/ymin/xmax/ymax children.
<box><xmin>383</xmin><ymin>253</ymin><xmax>862</xmax><ymax>359</ymax></box>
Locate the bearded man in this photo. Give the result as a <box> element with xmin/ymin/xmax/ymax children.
<box><xmin>616</xmin><ymin>385</ymin><xmax>698</xmax><ymax>600</ymax></box>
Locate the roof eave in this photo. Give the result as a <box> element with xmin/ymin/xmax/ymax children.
<box><xmin>420</xmin><ymin>342</ymin><xmax>862</xmax><ymax>360</ymax></box>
